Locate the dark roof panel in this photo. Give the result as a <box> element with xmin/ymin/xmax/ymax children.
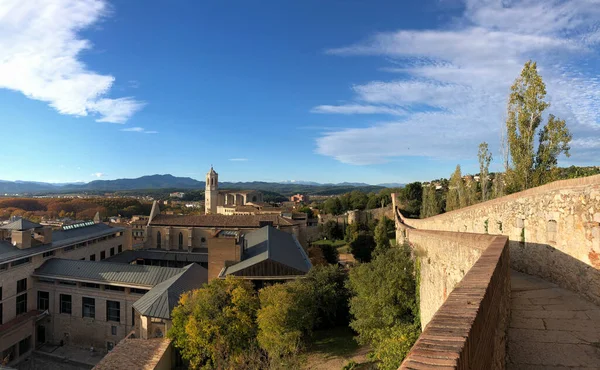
<box><xmin>220</xmin><ymin>226</ymin><xmax>311</xmax><ymax>277</ymax></box>
<box><xmin>33</xmin><ymin>259</ymin><xmax>184</xmax><ymax>288</ymax></box>
<box><xmin>133</xmin><ymin>263</ymin><xmax>208</xmax><ymax>319</ymax></box>
<box><xmin>1</xmin><ymin>218</ymin><xmax>43</xmax><ymax>231</ymax></box>
<box><xmin>0</xmin><ymin>222</ymin><xmax>123</xmax><ymax>265</ymax></box>
<box><xmin>104</xmin><ymin>249</ymin><xmax>207</xmax><ymax>264</ymax></box>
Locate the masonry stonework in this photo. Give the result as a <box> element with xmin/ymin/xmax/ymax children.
<box><xmin>397</xmin><ymin>175</ymin><xmax>600</xmax><ymax>305</ymax></box>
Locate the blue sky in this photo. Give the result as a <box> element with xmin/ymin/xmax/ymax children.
<box><xmin>0</xmin><ymin>0</ymin><xmax>599</xmax><ymax>185</ymax></box>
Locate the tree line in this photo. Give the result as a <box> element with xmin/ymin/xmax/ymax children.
<box><xmin>169</xmin><ymin>243</ymin><xmax>419</xmax><ymax>370</ymax></box>
<box><xmin>0</xmin><ymin>197</ymin><xmax>152</xmax><ymax>222</ymax></box>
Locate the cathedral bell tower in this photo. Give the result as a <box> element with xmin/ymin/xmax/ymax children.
<box><xmin>205</xmin><ymin>166</ymin><xmax>218</xmax><ymax>214</ymax></box>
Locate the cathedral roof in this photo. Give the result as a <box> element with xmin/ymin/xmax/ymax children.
<box><xmin>149</xmin><ymin>214</ymin><xmax>295</xmax><ymax>228</ymax></box>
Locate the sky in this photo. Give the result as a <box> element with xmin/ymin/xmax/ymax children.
<box><xmin>0</xmin><ymin>0</ymin><xmax>599</xmax><ymax>185</ymax></box>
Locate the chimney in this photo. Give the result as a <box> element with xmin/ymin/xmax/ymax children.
<box><xmin>12</xmin><ymin>230</ymin><xmax>32</xmax><ymax>249</ymax></box>
<box><xmin>40</xmin><ymin>226</ymin><xmax>52</xmax><ymax>244</ymax></box>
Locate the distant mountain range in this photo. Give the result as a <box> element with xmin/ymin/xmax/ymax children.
<box><xmin>0</xmin><ymin>175</ymin><xmax>404</xmax><ymax>195</ymax></box>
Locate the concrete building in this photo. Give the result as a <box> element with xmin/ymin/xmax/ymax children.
<box><xmin>204</xmin><ymin>167</ymin><xmax>263</xmax><ymax>215</ymax></box>
<box><xmin>0</xmin><ymin>218</ymin><xmax>126</xmax><ymax>366</ymax></box>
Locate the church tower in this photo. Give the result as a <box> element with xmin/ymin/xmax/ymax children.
<box><xmin>205</xmin><ymin>166</ymin><xmax>218</xmax><ymax>214</ymax></box>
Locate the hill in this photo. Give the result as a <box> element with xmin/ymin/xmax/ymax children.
<box><xmin>0</xmin><ymin>175</ymin><xmax>387</xmax><ymax>196</ymax></box>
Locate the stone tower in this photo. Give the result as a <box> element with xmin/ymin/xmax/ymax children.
<box><xmin>205</xmin><ymin>166</ymin><xmax>218</xmax><ymax>214</ymax></box>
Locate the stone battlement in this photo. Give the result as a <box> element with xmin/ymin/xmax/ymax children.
<box><xmin>393</xmin><ymin>175</ymin><xmax>600</xmax><ymax>369</ymax></box>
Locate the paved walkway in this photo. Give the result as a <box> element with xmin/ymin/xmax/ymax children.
<box><xmin>507</xmin><ymin>270</ymin><xmax>600</xmax><ymax>369</ymax></box>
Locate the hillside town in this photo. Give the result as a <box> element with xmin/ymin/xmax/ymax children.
<box><xmin>2</xmin><ymin>1</ymin><xmax>600</xmax><ymax>370</ymax></box>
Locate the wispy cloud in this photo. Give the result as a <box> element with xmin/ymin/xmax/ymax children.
<box><xmin>120</xmin><ymin>127</ymin><xmax>158</xmax><ymax>134</ymax></box>
<box><xmin>0</xmin><ymin>0</ymin><xmax>144</xmax><ymax>124</ymax></box>
<box><xmin>91</xmin><ymin>172</ymin><xmax>105</xmax><ymax>178</ymax></box>
<box><xmin>311</xmin><ymin>104</ymin><xmax>405</xmax><ymax>115</ymax></box>
<box><xmin>314</xmin><ymin>0</ymin><xmax>600</xmax><ymax>165</ymax></box>
<box><xmin>229</xmin><ymin>158</ymin><xmax>249</xmax><ymax>162</ymax></box>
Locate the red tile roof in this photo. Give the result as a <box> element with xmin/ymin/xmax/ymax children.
<box><xmin>150</xmin><ymin>214</ymin><xmax>294</xmax><ymax>227</ymax></box>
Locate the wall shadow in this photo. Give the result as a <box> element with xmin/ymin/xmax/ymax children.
<box><xmin>509</xmin><ymin>240</ymin><xmax>600</xmax><ymax>306</ymax></box>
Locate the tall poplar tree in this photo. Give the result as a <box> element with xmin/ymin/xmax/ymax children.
<box><xmin>446</xmin><ymin>165</ymin><xmax>465</xmax><ymax>212</ymax></box>
<box><xmin>421</xmin><ymin>185</ymin><xmax>440</xmax><ymax>218</ymax></box>
<box><xmin>478</xmin><ymin>142</ymin><xmax>492</xmax><ymax>201</ymax></box>
<box><xmin>506</xmin><ymin>61</ymin><xmax>571</xmax><ymax>191</ymax></box>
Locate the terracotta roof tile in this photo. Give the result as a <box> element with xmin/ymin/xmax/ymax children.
<box><xmin>150</xmin><ymin>214</ymin><xmax>294</xmax><ymax>227</ymax></box>
<box><xmin>93</xmin><ymin>338</ymin><xmax>171</xmax><ymax>370</ymax></box>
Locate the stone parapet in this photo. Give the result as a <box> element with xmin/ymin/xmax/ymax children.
<box><xmin>400</xmin><ymin>233</ymin><xmax>510</xmax><ymax>369</ymax></box>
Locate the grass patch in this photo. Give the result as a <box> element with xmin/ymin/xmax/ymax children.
<box><xmin>308</xmin><ymin>327</ymin><xmax>359</xmax><ymax>358</ymax></box>
<box><xmin>313</xmin><ymin>239</ymin><xmax>347</xmax><ymax>247</ymax></box>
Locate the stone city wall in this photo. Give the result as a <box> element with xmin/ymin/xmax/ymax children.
<box><xmin>395</xmin><ymin>174</ymin><xmax>600</xmax><ymax>305</ymax></box>
<box><xmin>400</xmin><ymin>232</ymin><xmax>510</xmax><ymax>370</ymax></box>
<box><xmin>406</xmin><ymin>230</ymin><xmax>496</xmax><ymax>328</ymax></box>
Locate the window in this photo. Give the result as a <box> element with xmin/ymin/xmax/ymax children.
<box><xmin>178</xmin><ymin>232</ymin><xmax>183</xmax><ymax>249</ymax></box>
<box><xmin>63</xmin><ymin>245</ymin><xmax>75</xmax><ymax>252</ymax></box>
<box><xmin>0</xmin><ymin>303</ymin><xmax>3</xmax><ymax>325</ymax></box>
<box><xmin>11</xmin><ymin>257</ymin><xmax>31</xmax><ymax>267</ymax></box>
<box><xmin>18</xmin><ymin>336</ymin><xmax>30</xmax><ymax>356</ymax></box>
<box><xmin>16</xmin><ymin>293</ymin><xmax>27</xmax><ymax>315</ymax></box>
<box><xmin>90</xmin><ymin>254</ymin><xmax>96</xmax><ymax>261</ymax></box>
<box><xmin>118</xmin><ymin>245</ymin><xmax>122</xmax><ymax>253</ymax></box>
<box><xmin>132</xmin><ymin>307</ymin><xmax>135</xmax><ymax>327</ymax></box>
<box><xmin>100</xmin><ymin>251</ymin><xmax>106</xmax><ymax>260</ymax></box>
<box><xmin>82</xmin><ymin>283</ymin><xmax>100</xmax><ymax>289</ymax></box>
<box><xmin>17</xmin><ymin>278</ymin><xmax>27</xmax><ymax>293</ymax></box>
<box><xmin>104</xmin><ymin>285</ymin><xmax>125</xmax><ymax>292</ymax></box>
<box><xmin>82</xmin><ymin>297</ymin><xmax>95</xmax><ymax>318</ymax></box>
<box><xmin>60</xmin><ymin>294</ymin><xmax>72</xmax><ymax>314</ymax></box>
<box><xmin>0</xmin><ymin>263</ymin><xmax>7</xmax><ymax>271</ymax></box>
<box><xmin>200</xmin><ymin>237</ymin><xmax>206</xmax><ymax>243</ymax></box>
<box><xmin>59</xmin><ymin>281</ymin><xmax>76</xmax><ymax>286</ymax></box>
<box><xmin>0</xmin><ymin>286</ymin><xmax>2</xmax><ymax>300</ymax></box>
<box><xmin>38</xmin><ymin>278</ymin><xmax>54</xmax><ymax>285</ymax></box>
<box><xmin>130</xmin><ymin>288</ymin><xmax>148</xmax><ymax>295</ymax></box>
<box><xmin>37</xmin><ymin>291</ymin><xmax>49</xmax><ymax>311</ymax></box>
<box><xmin>42</xmin><ymin>251</ymin><xmax>55</xmax><ymax>258</ymax></box>
<box><xmin>111</xmin><ymin>325</ymin><xmax>117</xmax><ymax>335</ymax></box>
<box><xmin>2</xmin><ymin>345</ymin><xmax>15</xmax><ymax>363</ymax></box>
<box><xmin>107</xmin><ymin>301</ymin><xmax>120</xmax><ymax>322</ymax></box>
<box><xmin>110</xmin><ymin>247</ymin><xmax>115</xmax><ymax>256</ymax></box>
<box><xmin>156</xmin><ymin>231</ymin><xmax>161</xmax><ymax>248</ymax></box>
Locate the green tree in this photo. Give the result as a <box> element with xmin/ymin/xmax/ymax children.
<box><xmin>506</xmin><ymin>60</ymin><xmax>571</xmax><ymax>192</ymax></box>
<box><xmin>297</xmin><ymin>206</ymin><xmax>314</xmax><ymax>219</ymax></box>
<box><xmin>257</xmin><ymin>281</ymin><xmax>316</xmax><ymax>361</ymax></box>
<box><xmin>464</xmin><ymin>176</ymin><xmax>479</xmax><ymax>206</ymax></box>
<box><xmin>398</xmin><ymin>182</ymin><xmax>422</xmax><ymax>217</ymax></box>
<box><xmin>446</xmin><ymin>165</ymin><xmax>465</xmax><ymax>212</ymax></box>
<box><xmin>478</xmin><ymin>142</ymin><xmax>492</xmax><ymax>201</ymax></box>
<box><xmin>349</xmin><ymin>190</ymin><xmax>369</xmax><ymax>210</ymax></box>
<box><xmin>347</xmin><ymin>245</ymin><xmax>420</xmax><ymax>368</ymax></box>
<box><xmin>320</xmin><ymin>220</ymin><xmax>344</xmax><ymax>241</ymax></box>
<box><xmin>319</xmin><ymin>243</ymin><xmax>340</xmax><ymax>264</ymax></box>
<box><xmin>349</xmin><ymin>233</ymin><xmax>376</xmax><ymax>262</ymax></box>
<box><xmin>322</xmin><ymin>197</ymin><xmax>343</xmax><ymax>215</ymax></box>
<box><xmin>491</xmin><ymin>172</ymin><xmax>506</xmax><ymax>199</ymax></box>
<box><xmin>374</xmin><ymin>216</ymin><xmax>394</xmax><ymax>255</ymax></box>
<box><xmin>168</xmin><ymin>277</ymin><xmax>260</xmax><ymax>369</ymax></box>
<box><xmin>420</xmin><ymin>185</ymin><xmax>441</xmax><ymax>218</ymax></box>
<box><xmin>305</xmin><ymin>265</ymin><xmax>350</xmax><ymax>329</ymax></box>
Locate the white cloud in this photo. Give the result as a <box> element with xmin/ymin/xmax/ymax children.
<box><xmin>0</xmin><ymin>0</ymin><xmax>144</xmax><ymax>124</ymax></box>
<box><xmin>314</xmin><ymin>0</ymin><xmax>600</xmax><ymax>165</ymax></box>
<box><xmin>229</xmin><ymin>158</ymin><xmax>248</xmax><ymax>162</ymax></box>
<box><xmin>120</xmin><ymin>127</ymin><xmax>158</xmax><ymax>134</ymax></box>
<box><xmin>311</xmin><ymin>104</ymin><xmax>405</xmax><ymax>115</ymax></box>
<box><xmin>91</xmin><ymin>172</ymin><xmax>105</xmax><ymax>178</ymax></box>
